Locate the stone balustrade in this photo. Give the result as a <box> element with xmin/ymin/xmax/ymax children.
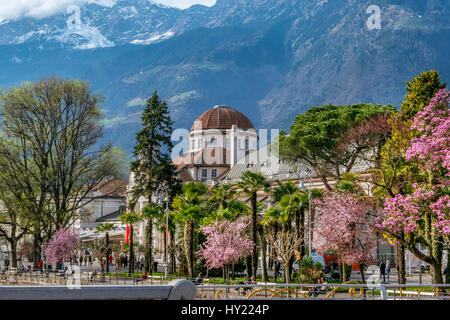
<box><xmin>0</xmin><ymin>279</ymin><xmax>197</xmax><ymax>300</ymax></box>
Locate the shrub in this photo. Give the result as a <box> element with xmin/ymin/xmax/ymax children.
<box><xmin>296</xmin><ymin>256</ymin><xmax>324</xmax><ymax>284</ymax></box>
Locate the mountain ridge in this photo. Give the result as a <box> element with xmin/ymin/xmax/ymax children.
<box><xmin>0</xmin><ymin>0</ymin><xmax>448</xmax><ymax>154</ymax></box>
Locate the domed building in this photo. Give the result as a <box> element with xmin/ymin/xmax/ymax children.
<box><xmin>174</xmin><ymin>105</ymin><xmax>258</xmax><ymax>184</ymax></box>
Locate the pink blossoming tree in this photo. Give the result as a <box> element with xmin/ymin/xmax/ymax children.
<box><xmin>197</xmin><ymin>219</ymin><xmax>253</xmax><ymax>281</ymax></box>
<box><xmin>44</xmin><ymin>228</ymin><xmax>80</xmax><ymax>269</ymax></box>
<box><xmin>313</xmin><ymin>193</ymin><xmax>377</xmax><ymax>284</ymax></box>
<box><xmin>377</xmin><ymin>89</ymin><xmax>449</xmax><ymax>284</ymax></box>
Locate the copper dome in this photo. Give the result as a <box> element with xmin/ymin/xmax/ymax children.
<box><xmin>191</xmin><ymin>105</ymin><xmax>255</xmax><ymax>131</ymax></box>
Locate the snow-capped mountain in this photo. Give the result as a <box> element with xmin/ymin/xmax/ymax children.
<box><xmin>0</xmin><ymin>0</ymin><xmax>306</xmax><ymax>49</ymax></box>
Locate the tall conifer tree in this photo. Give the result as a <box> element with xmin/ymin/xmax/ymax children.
<box><xmin>130</xmin><ymin>91</ymin><xmax>180</xmax><ymax>273</ymax></box>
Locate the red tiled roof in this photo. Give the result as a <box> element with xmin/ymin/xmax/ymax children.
<box><xmin>191</xmin><ymin>105</ymin><xmax>255</xmax><ymax>131</ymax></box>
<box><xmin>91</xmin><ymin>178</ymin><xmax>128</xmax><ymax>198</ymax></box>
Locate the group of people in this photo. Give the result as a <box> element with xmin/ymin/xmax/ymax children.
<box><xmin>379</xmin><ymin>260</ymin><xmax>392</xmax><ymax>283</ymax></box>
<box><xmin>77</xmin><ymin>255</ymin><xmax>93</xmax><ymax>266</ymax></box>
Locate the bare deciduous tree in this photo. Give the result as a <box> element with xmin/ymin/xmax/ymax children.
<box><xmin>269</xmin><ymin>229</ymin><xmax>303</xmax><ymax>283</ymax></box>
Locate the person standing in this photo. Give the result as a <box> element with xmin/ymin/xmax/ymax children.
<box><xmin>79</xmin><ymin>255</ymin><xmax>83</xmax><ymax>266</ymax></box>
<box><xmin>38</xmin><ymin>259</ymin><xmax>44</xmax><ymax>272</ymax></box>
<box><xmin>274</xmin><ymin>259</ymin><xmax>281</xmax><ymax>282</ymax></box>
<box><xmin>4</xmin><ymin>257</ymin><xmax>9</xmax><ymax>270</ymax></box>
<box><xmin>120</xmin><ymin>255</ymin><xmax>124</xmax><ymax>271</ymax></box>
<box><xmin>379</xmin><ymin>261</ymin><xmax>386</xmax><ymax>283</ymax></box>
<box><xmin>386</xmin><ymin>260</ymin><xmax>391</xmax><ymax>282</ymax></box>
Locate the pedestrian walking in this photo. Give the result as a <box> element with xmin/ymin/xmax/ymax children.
<box><xmin>379</xmin><ymin>260</ymin><xmax>386</xmax><ymax>283</ymax></box>
<box><xmin>88</xmin><ymin>255</ymin><xmax>92</xmax><ymax>266</ymax></box>
<box><xmin>120</xmin><ymin>255</ymin><xmax>124</xmax><ymax>271</ymax></box>
<box><xmin>79</xmin><ymin>255</ymin><xmax>83</xmax><ymax>266</ymax></box>
<box><xmin>90</xmin><ymin>269</ymin><xmax>97</xmax><ymax>282</ymax></box>
<box><xmin>386</xmin><ymin>260</ymin><xmax>391</xmax><ymax>282</ymax></box>
<box><xmin>4</xmin><ymin>256</ymin><xmax>9</xmax><ymax>270</ymax></box>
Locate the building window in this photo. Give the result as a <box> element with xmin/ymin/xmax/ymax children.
<box><xmin>239</xmin><ymin>139</ymin><xmax>245</xmax><ymax>150</ymax></box>
<box><xmin>201</xmin><ymin>169</ymin><xmax>208</xmax><ymax>179</ymax></box>
<box><xmin>211</xmin><ymin>169</ymin><xmax>217</xmax><ymax>179</ymax></box>
<box><xmin>209</xmin><ymin>137</ymin><xmax>216</xmax><ymax>146</ymax></box>
<box><xmin>245</xmin><ymin>139</ymin><xmax>249</xmax><ymax>151</ymax></box>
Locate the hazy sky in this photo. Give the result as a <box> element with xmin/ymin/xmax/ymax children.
<box><xmin>0</xmin><ymin>0</ymin><xmax>217</xmax><ymax>21</ymax></box>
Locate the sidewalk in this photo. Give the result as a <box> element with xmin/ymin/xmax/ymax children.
<box><xmin>350</xmin><ymin>269</ymin><xmax>435</xmax><ymax>285</ymax></box>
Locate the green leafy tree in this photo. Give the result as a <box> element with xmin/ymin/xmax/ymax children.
<box><xmin>372</xmin><ymin>71</ymin><xmax>446</xmax><ymax>284</ymax></box>
<box><xmin>0</xmin><ymin>77</ymin><xmax>125</xmax><ymax>268</ymax></box>
<box><xmin>279</xmin><ymin>103</ymin><xmax>395</xmax><ymax>191</ymax></box>
<box><xmin>400</xmin><ymin>70</ymin><xmax>446</xmax><ymax>120</ymax></box>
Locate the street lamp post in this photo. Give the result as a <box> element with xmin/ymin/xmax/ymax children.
<box><xmin>157</xmin><ymin>186</ymin><xmax>170</xmax><ymax>280</ymax></box>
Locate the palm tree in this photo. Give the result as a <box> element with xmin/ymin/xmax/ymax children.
<box><xmin>261</xmin><ymin>207</ymin><xmax>282</xmax><ymax>279</ymax></box>
<box><xmin>273</xmin><ymin>181</ymin><xmax>322</xmax><ymax>281</ymax></box>
<box><xmin>156</xmin><ymin>210</ymin><xmax>176</xmax><ymax>274</ymax></box>
<box><xmin>173</xmin><ymin>182</ymin><xmax>207</xmax><ymax>278</ymax></box>
<box><xmin>210</xmin><ymin>184</ymin><xmax>236</xmax><ymax>209</ymax></box>
<box><xmin>207</xmin><ymin>186</ymin><xmax>249</xmax><ymax>223</ymax></box>
<box><xmin>119</xmin><ymin>211</ymin><xmax>141</xmax><ymax>276</ymax></box>
<box><xmin>237</xmin><ymin>171</ymin><xmax>270</xmax><ymax>278</ymax></box>
<box><xmin>272</xmin><ymin>180</ymin><xmax>297</xmax><ymax>203</ymax></box>
<box><xmin>95</xmin><ymin>223</ymin><xmax>115</xmax><ymax>274</ymax></box>
<box><xmin>141</xmin><ymin>204</ymin><xmax>162</xmax><ymax>274</ymax></box>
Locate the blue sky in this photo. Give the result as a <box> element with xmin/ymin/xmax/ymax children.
<box><xmin>0</xmin><ymin>0</ymin><xmax>217</xmax><ymax>21</ymax></box>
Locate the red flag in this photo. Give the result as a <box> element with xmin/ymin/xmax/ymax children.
<box><xmin>164</xmin><ymin>223</ymin><xmax>167</xmax><ymax>237</ymax></box>
<box><xmin>126</xmin><ymin>225</ymin><xmax>130</xmax><ymax>244</ymax></box>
